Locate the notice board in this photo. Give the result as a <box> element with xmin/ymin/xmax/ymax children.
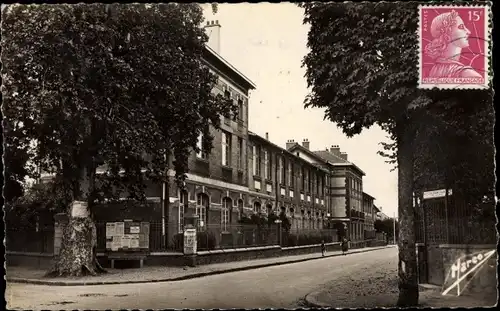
<box><xmin>106</xmin><ymin>220</ymin><xmax>150</xmax><ymax>252</ymax></box>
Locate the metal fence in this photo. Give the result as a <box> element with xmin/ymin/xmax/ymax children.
<box><xmin>281</xmin><ymin>228</ymin><xmax>338</xmax><ymax>247</ymax></box>
<box><xmin>5</xmin><ymin>223</ymin><xmax>55</xmax><ymax>254</ymax></box>
<box><xmin>194</xmin><ymin>223</ymin><xmax>279</xmax><ymax>251</ymax></box>
<box><xmin>416</xmin><ymin>196</ymin><xmax>496</xmax><ymax>245</ymax></box>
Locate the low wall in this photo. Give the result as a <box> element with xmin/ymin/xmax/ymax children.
<box><xmin>281</xmin><ymin>242</ymin><xmax>341</xmax><ymax>257</ymax></box>
<box><xmin>7</xmin><ymin>240</ymin><xmax>388</xmax><ymax>269</ymax></box>
<box><xmin>6</xmin><ymin>252</ymin><xmax>54</xmax><ymax>270</ymax></box>
<box><xmin>196</xmin><ymin>245</ymin><xmax>281</xmax><ymax>265</ymax></box>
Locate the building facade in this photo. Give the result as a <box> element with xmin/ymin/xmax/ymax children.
<box><xmin>248</xmin><ymin>133</ymin><xmax>328</xmax><ymax>232</ymax></box>
<box><xmin>166</xmin><ymin>20</ymin><xmax>256</xmax><ymax>244</ymax></box>
<box><xmin>362</xmin><ymin>192</ymin><xmax>376</xmax><ymax>239</ymax></box>
<box><xmin>287</xmin><ymin>142</ymin><xmax>367</xmax><ymax>242</ymax></box>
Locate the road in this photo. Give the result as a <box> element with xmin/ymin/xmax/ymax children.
<box><xmin>6</xmin><ymin>247</ymin><xmax>397</xmax><ymax>309</ymax></box>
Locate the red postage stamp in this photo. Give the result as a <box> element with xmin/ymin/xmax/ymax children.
<box><xmin>418</xmin><ymin>5</ymin><xmax>491</xmax><ymax>89</ymax></box>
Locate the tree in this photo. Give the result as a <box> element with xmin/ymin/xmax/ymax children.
<box><xmin>2</xmin><ymin>118</ymin><xmax>30</xmax><ymax>203</ymax></box>
<box><xmin>2</xmin><ymin>4</ymin><xmax>234</xmax><ymax>276</ymax></box>
<box><xmin>374</xmin><ymin>218</ymin><xmax>399</xmax><ymax>242</ymax></box>
<box><xmin>299</xmin><ymin>2</ymin><xmax>491</xmax><ymax>306</ymax></box>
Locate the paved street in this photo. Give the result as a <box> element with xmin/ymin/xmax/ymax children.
<box><xmin>7</xmin><ymin>247</ymin><xmax>396</xmax><ymax>309</ymax></box>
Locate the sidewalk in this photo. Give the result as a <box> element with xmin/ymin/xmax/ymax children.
<box><xmin>6</xmin><ymin>245</ymin><xmax>390</xmax><ymax>286</ymax></box>
<box><xmin>304</xmin><ymin>261</ymin><xmax>497</xmax><ymax>308</ymax></box>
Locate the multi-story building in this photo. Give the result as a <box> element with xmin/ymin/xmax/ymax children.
<box><xmin>167</xmin><ymin>20</ymin><xmax>256</xmax><ymax>242</ymax></box>
<box><xmin>248</xmin><ymin>133</ymin><xmax>328</xmax><ymax>232</ymax></box>
<box><xmin>287</xmin><ymin>142</ymin><xmax>367</xmax><ymax>241</ymax></box>
<box><xmin>362</xmin><ymin>192</ymin><xmax>376</xmax><ymax>239</ymax></box>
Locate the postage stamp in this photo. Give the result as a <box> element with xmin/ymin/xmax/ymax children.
<box><xmin>418</xmin><ymin>4</ymin><xmax>491</xmax><ymax>89</ymax></box>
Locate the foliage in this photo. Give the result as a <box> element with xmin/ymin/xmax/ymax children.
<box><xmin>1</xmin><ymin>4</ymin><xmax>235</xmax><ymax>208</ymax></box>
<box><xmin>6</xmin><ymin>178</ymin><xmax>71</xmax><ymax>224</ymax></box>
<box><xmin>278</xmin><ymin>211</ymin><xmax>292</xmax><ymax>232</ymax></box>
<box><xmin>2</xmin><ymin>117</ymin><xmax>31</xmax><ymax>202</ymax></box>
<box><xmin>374</xmin><ymin>218</ymin><xmax>399</xmax><ymax>240</ymax></box>
<box><xmin>239</xmin><ymin>213</ymin><xmax>268</xmax><ymax>227</ymax></box>
<box><xmin>299</xmin><ymin>2</ymin><xmax>493</xmax><ymax>199</ymax></box>
<box><xmin>300</xmin><ymin>2</ymin><xmax>432</xmax><ymax>139</ymax></box>
<box><xmin>413</xmin><ymin>94</ymin><xmax>495</xmax><ymax>205</ymax></box>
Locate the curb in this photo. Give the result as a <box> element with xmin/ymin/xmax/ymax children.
<box><xmin>7</xmin><ymin>246</ymin><xmax>391</xmax><ymax>286</ymax></box>
<box><xmin>303</xmin><ymin>278</ymin><xmax>443</xmax><ymax>308</ymax></box>
<box><xmin>304</xmin><ymin>290</ymin><xmax>330</xmax><ymax>308</ymax></box>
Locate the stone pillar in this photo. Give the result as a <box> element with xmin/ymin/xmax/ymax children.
<box><xmin>53</xmin><ymin>213</ymin><xmax>69</xmax><ymax>256</ymax></box>
<box><xmin>183</xmin><ymin>216</ymin><xmax>198</xmax><ymax>267</ymax></box>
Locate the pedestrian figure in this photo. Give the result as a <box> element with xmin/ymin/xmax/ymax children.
<box><xmin>321</xmin><ymin>239</ymin><xmax>326</xmax><ymax>257</ymax></box>
<box><xmin>341</xmin><ymin>237</ymin><xmax>349</xmax><ymax>255</ymax></box>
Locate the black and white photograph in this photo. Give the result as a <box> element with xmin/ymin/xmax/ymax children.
<box><xmin>2</xmin><ymin>2</ymin><xmax>497</xmax><ymax>309</ymax></box>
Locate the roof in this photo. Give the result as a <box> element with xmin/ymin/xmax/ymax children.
<box><xmin>310</xmin><ymin>148</ymin><xmax>366</xmax><ymax>177</ymax></box>
<box><xmin>313</xmin><ymin>150</ymin><xmax>349</xmax><ymax>164</ymax></box>
<box><xmin>362</xmin><ymin>192</ymin><xmax>376</xmax><ymax>200</ymax></box>
<box><xmin>373</xmin><ymin>204</ymin><xmax>381</xmax><ymax>213</ymax></box>
<box><xmin>287</xmin><ymin>143</ymin><xmax>329</xmax><ymax>164</ymax></box>
<box><xmin>204</xmin><ymin>45</ymin><xmax>256</xmax><ymax>90</ymax></box>
<box><xmin>248</xmin><ymin>132</ymin><xmax>329</xmax><ymax>174</ymax></box>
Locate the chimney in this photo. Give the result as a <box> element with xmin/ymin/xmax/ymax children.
<box><xmin>330</xmin><ymin>145</ymin><xmax>341</xmax><ymax>156</ymax></box>
<box><xmin>265</xmin><ymin>132</ymin><xmax>269</xmax><ymax>140</ymax></box>
<box><xmin>286</xmin><ymin>139</ymin><xmax>296</xmax><ymax>150</ymax></box>
<box><xmin>340</xmin><ymin>152</ymin><xmax>348</xmax><ymax>161</ymax></box>
<box><xmin>205</xmin><ymin>20</ymin><xmax>221</xmax><ymax>54</ymax></box>
<box><xmin>302</xmin><ymin>139</ymin><xmax>310</xmax><ymax>150</ymax></box>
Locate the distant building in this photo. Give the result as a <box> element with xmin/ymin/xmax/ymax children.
<box><xmin>286</xmin><ymin>142</ymin><xmax>367</xmax><ymax>242</ymax></box>
<box><xmin>362</xmin><ymin>192</ymin><xmax>376</xmax><ymax>239</ymax></box>
<box><xmin>248</xmin><ymin>133</ymin><xmax>328</xmax><ymax>232</ymax></box>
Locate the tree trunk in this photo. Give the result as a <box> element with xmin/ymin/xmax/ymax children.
<box><xmin>47</xmin><ymin>200</ymin><xmax>104</xmax><ymax>276</ymax></box>
<box><xmin>396</xmin><ymin>120</ymin><xmax>419</xmax><ymax>307</ymax></box>
<box><xmin>47</xmin><ymin>159</ymin><xmax>105</xmax><ymax>277</ymax></box>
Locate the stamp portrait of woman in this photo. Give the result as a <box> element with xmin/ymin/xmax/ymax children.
<box><xmin>424</xmin><ymin>10</ymin><xmax>483</xmax><ymax>79</ymax></box>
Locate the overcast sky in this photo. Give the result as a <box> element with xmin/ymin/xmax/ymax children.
<box><xmin>202</xmin><ymin>3</ymin><xmax>398</xmax><ymax>217</ymax></box>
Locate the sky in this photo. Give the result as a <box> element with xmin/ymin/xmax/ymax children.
<box><xmin>201</xmin><ymin>3</ymin><xmax>398</xmax><ymax>217</ymax></box>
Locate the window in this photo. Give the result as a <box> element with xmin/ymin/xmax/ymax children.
<box><xmin>316</xmin><ymin>175</ymin><xmax>320</xmax><ymax>195</ymax></box>
<box><xmin>253</xmin><ymin>201</ymin><xmax>261</xmax><ymax>214</ymax></box>
<box><xmin>224</xmin><ymin>88</ymin><xmax>233</xmax><ymax>120</ymax></box>
<box><xmin>264</xmin><ymin>150</ymin><xmax>270</xmax><ymax>179</ymax></box>
<box><xmin>238</xmin><ymin>137</ymin><xmax>244</xmax><ymax>170</ymax></box>
<box><xmin>279</xmin><ymin>157</ymin><xmax>285</xmax><ymax>185</ymax></box>
<box><xmin>311</xmin><ymin>172</ymin><xmax>315</xmax><ymax>194</ymax></box>
<box><xmin>196</xmin><ymin>133</ymin><xmax>207</xmax><ymax>159</ymax></box>
<box><xmin>301</xmin><ymin>166</ymin><xmax>305</xmax><ymax>191</ymax></box>
<box><xmin>179</xmin><ymin>190</ymin><xmax>188</xmax><ymax>233</ymax></box>
<box><xmin>287</xmin><ymin>161</ymin><xmax>292</xmax><ymax>186</ymax></box>
<box><xmin>253</xmin><ymin>145</ymin><xmax>261</xmax><ymax>176</ymax></box>
<box><xmin>196</xmin><ymin>193</ymin><xmax>209</xmax><ymax>230</ymax></box>
<box><xmin>252</xmin><ymin>145</ymin><xmax>257</xmax><ymax>175</ymax></box>
<box><xmin>221</xmin><ymin>131</ymin><xmax>231</xmax><ymax>166</ymax></box>
<box><xmin>307</xmin><ymin>169</ymin><xmax>311</xmax><ymax>192</ymax></box>
<box><xmin>222</xmin><ymin>197</ymin><xmax>232</xmax><ymax>232</ymax></box>
<box><xmin>237</xmin><ymin>98</ymin><xmax>243</xmax><ymax>121</ymax></box>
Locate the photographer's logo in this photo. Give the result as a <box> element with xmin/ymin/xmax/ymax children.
<box><xmin>442</xmin><ymin>250</ymin><xmax>496</xmax><ymax>296</ymax></box>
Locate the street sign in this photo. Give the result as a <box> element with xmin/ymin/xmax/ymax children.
<box><xmin>423</xmin><ymin>189</ymin><xmax>452</xmax><ymax>200</ymax></box>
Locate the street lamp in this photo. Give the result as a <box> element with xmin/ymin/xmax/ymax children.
<box><xmin>275</xmin><ymin>219</ymin><xmax>282</xmax><ymax>246</ymax></box>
